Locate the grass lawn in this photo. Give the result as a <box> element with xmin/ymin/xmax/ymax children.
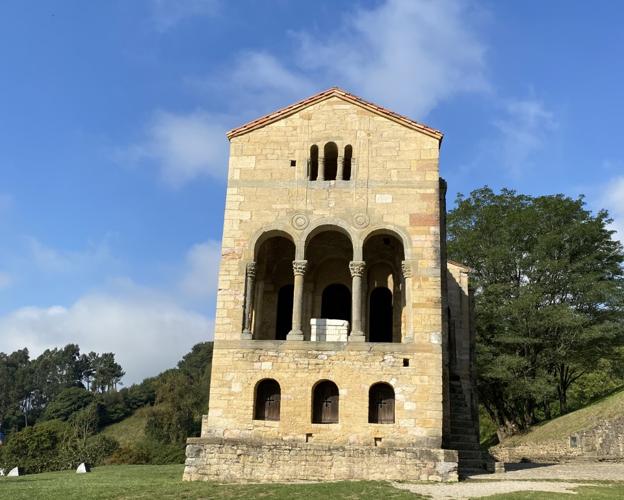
<box><xmin>2</xmin><ymin>464</ymin><xmax>624</xmax><ymax>499</ymax></box>
<box><xmin>0</xmin><ymin>464</ymin><xmax>421</xmax><ymax>499</ymax></box>
<box><xmin>485</xmin><ymin>483</ymin><xmax>624</xmax><ymax>500</ymax></box>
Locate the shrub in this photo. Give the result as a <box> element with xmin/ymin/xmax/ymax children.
<box><xmin>41</xmin><ymin>387</ymin><xmax>94</xmax><ymax>422</ymax></box>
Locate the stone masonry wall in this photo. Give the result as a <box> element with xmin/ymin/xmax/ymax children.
<box><xmin>184</xmin><ymin>437</ymin><xmax>458</xmax><ymax>482</ymax></box>
<box><xmin>215</xmin><ymin>95</ymin><xmax>442</xmax><ymax>345</ymax></box>
<box><xmin>204</xmin><ymin>340</ymin><xmax>443</xmax><ymax>448</ymax></box>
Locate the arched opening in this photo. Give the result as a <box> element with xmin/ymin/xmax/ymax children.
<box><xmin>276</xmin><ymin>284</ymin><xmax>294</xmax><ymax>340</ymax></box>
<box><xmin>363</xmin><ymin>232</ymin><xmax>405</xmax><ymax>342</ymax></box>
<box><xmin>254</xmin><ymin>379</ymin><xmax>281</xmax><ymax>421</ymax></box>
<box><xmin>323</xmin><ymin>142</ymin><xmax>338</xmax><ymax>180</ymax></box>
<box><xmin>343</xmin><ymin>145</ymin><xmax>352</xmax><ymax>180</ymax></box>
<box><xmin>304</xmin><ymin>228</ymin><xmax>353</xmax><ymax>339</ymax></box>
<box><xmin>369</xmin><ymin>287</ymin><xmax>393</xmax><ymax>342</ymax></box>
<box><xmin>321</xmin><ymin>284</ymin><xmax>351</xmax><ymax>322</ymax></box>
<box><xmin>368</xmin><ymin>383</ymin><xmax>395</xmax><ymax>424</ymax></box>
<box><xmin>309</xmin><ymin>145</ymin><xmax>319</xmax><ymax>181</ymax></box>
<box><xmin>312</xmin><ymin>380</ymin><xmax>339</xmax><ymax>423</ymax></box>
<box><xmin>253</xmin><ymin>234</ymin><xmax>295</xmax><ymax>340</ymax></box>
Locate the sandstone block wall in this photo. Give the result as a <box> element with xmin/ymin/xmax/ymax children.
<box><xmin>204</xmin><ymin>340</ymin><xmax>443</xmax><ymax>448</ymax></box>
<box><xmin>184</xmin><ymin>437</ymin><xmax>458</xmax><ymax>482</ymax></box>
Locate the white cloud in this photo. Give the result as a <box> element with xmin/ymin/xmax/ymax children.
<box><xmin>179</xmin><ymin>240</ymin><xmax>221</xmax><ymax>300</ymax></box>
<box><xmin>149</xmin><ymin>0</ymin><xmax>219</xmax><ymax>32</ymax></box>
<box><xmin>602</xmin><ymin>176</ymin><xmax>624</xmax><ymax>243</ymax></box>
<box><xmin>295</xmin><ymin>0</ymin><xmax>489</xmax><ymax>117</ymax></box>
<box><xmin>493</xmin><ymin>98</ymin><xmax>557</xmax><ymax>175</ymax></box>
<box><xmin>124</xmin><ymin>111</ymin><xmax>230</xmax><ymax>187</ymax></box>
<box><xmin>0</xmin><ymin>285</ymin><xmax>213</xmax><ymax>384</ymax></box>
<box><xmin>0</xmin><ymin>271</ymin><xmax>12</xmax><ymax>289</ymax></box>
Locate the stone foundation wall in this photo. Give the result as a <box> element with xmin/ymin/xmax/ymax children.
<box><xmin>492</xmin><ymin>418</ymin><xmax>624</xmax><ymax>463</ymax></box>
<box><xmin>184</xmin><ymin>437</ymin><xmax>458</xmax><ymax>482</ymax></box>
<box><xmin>204</xmin><ymin>340</ymin><xmax>443</xmax><ymax>448</ymax></box>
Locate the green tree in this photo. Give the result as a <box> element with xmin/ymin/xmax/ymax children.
<box><xmin>447</xmin><ymin>187</ymin><xmax>624</xmax><ymax>437</ymax></box>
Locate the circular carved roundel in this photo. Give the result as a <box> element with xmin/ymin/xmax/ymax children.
<box><xmin>353</xmin><ymin>213</ymin><xmax>370</xmax><ymax>229</ymax></box>
<box><xmin>291</xmin><ymin>213</ymin><xmax>309</xmax><ymax>230</ymax></box>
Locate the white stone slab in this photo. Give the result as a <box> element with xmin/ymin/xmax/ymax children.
<box><xmin>310</xmin><ymin>318</ymin><xmax>349</xmax><ymax>342</ymax></box>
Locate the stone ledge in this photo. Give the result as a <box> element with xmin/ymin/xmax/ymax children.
<box><xmin>183</xmin><ymin>437</ymin><xmax>458</xmax><ymax>483</ymax></box>
<box><xmin>215</xmin><ymin>339</ymin><xmax>439</xmax><ymax>353</ymax></box>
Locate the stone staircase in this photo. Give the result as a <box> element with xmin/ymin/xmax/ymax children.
<box><xmin>448</xmin><ymin>379</ymin><xmax>493</xmax><ymax>477</ymax></box>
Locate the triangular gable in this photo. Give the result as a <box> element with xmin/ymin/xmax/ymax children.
<box><xmin>226</xmin><ymin>87</ymin><xmax>444</xmax><ymax>141</ymax></box>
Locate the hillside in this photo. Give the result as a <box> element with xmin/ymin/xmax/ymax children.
<box><xmin>492</xmin><ymin>387</ymin><xmax>624</xmax><ymax>462</ymax></box>
<box><xmin>101</xmin><ymin>407</ymin><xmax>150</xmax><ymax>448</ymax></box>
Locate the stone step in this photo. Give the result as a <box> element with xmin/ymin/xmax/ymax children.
<box><xmin>450</xmin><ymin>433</ymin><xmax>478</xmax><ymax>442</ymax></box>
<box><xmin>458</xmin><ymin>458</ymin><xmax>486</xmax><ymax>468</ymax></box>
<box><xmin>447</xmin><ymin>441</ymin><xmax>482</xmax><ymax>451</ymax></box>
<box><xmin>458</xmin><ymin>467</ymin><xmax>489</xmax><ymax>477</ymax></box>
<box><xmin>457</xmin><ymin>449</ymin><xmax>484</xmax><ymax>459</ymax></box>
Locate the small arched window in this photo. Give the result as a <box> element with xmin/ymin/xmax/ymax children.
<box><xmin>309</xmin><ymin>145</ymin><xmax>319</xmax><ymax>180</ymax></box>
<box><xmin>323</xmin><ymin>142</ymin><xmax>338</xmax><ymax>181</ymax></box>
<box><xmin>312</xmin><ymin>380</ymin><xmax>339</xmax><ymax>423</ymax></box>
<box><xmin>254</xmin><ymin>379</ymin><xmax>281</xmax><ymax>421</ymax></box>
<box><xmin>343</xmin><ymin>145</ymin><xmax>352</xmax><ymax>180</ymax></box>
<box><xmin>368</xmin><ymin>382</ymin><xmax>395</xmax><ymax>424</ymax></box>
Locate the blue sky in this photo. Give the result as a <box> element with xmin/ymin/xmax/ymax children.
<box><xmin>1</xmin><ymin>0</ymin><xmax>623</xmax><ymax>383</ymax></box>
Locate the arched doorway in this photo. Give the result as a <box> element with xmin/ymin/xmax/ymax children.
<box><xmin>321</xmin><ymin>283</ymin><xmax>351</xmax><ymax>322</ymax></box>
<box><xmin>254</xmin><ymin>379</ymin><xmax>281</xmax><ymax>421</ymax></box>
<box><xmin>368</xmin><ymin>382</ymin><xmax>395</xmax><ymax>424</ymax></box>
<box><xmin>312</xmin><ymin>380</ymin><xmax>339</xmax><ymax>423</ymax></box>
<box><xmin>275</xmin><ymin>284</ymin><xmax>293</xmax><ymax>340</ymax></box>
<box><xmin>369</xmin><ymin>287</ymin><xmax>392</xmax><ymax>342</ymax></box>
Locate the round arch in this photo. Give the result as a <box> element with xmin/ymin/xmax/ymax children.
<box><xmin>250</xmin><ymin>227</ymin><xmax>297</xmax><ymax>260</ymax></box>
<box><xmin>362</xmin><ymin>225</ymin><xmax>411</xmax><ymax>259</ymax></box>
<box><xmin>301</xmin><ymin>220</ymin><xmax>358</xmax><ymax>260</ymax></box>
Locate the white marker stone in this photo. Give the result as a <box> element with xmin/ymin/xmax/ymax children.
<box><xmin>7</xmin><ymin>467</ymin><xmax>21</xmax><ymax>477</ymax></box>
<box><xmin>76</xmin><ymin>463</ymin><xmax>91</xmax><ymax>473</ymax></box>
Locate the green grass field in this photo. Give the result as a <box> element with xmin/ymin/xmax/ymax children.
<box><xmin>502</xmin><ymin>387</ymin><xmax>624</xmax><ymax>447</ymax></box>
<box><xmin>100</xmin><ymin>408</ymin><xmax>149</xmax><ymax>448</ymax></box>
<box><xmin>0</xmin><ymin>464</ymin><xmax>421</xmax><ymax>499</ymax></box>
<box><xmin>2</xmin><ymin>464</ymin><xmax>624</xmax><ymax>499</ymax></box>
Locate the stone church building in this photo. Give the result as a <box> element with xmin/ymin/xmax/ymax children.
<box><xmin>183</xmin><ymin>88</ymin><xmax>484</xmax><ymax>483</ymax></box>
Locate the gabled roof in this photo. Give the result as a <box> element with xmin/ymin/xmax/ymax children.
<box><xmin>226</xmin><ymin>87</ymin><xmax>443</xmax><ymax>141</ymax></box>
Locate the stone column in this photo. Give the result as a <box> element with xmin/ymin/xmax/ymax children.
<box><xmin>241</xmin><ymin>262</ymin><xmax>256</xmax><ymax>339</ymax></box>
<box><xmin>349</xmin><ymin>260</ymin><xmax>366</xmax><ymax>341</ymax></box>
<box><xmin>337</xmin><ymin>155</ymin><xmax>344</xmax><ymax>180</ymax></box>
<box><xmin>319</xmin><ymin>158</ymin><xmax>325</xmax><ymax>181</ymax></box>
<box><xmin>288</xmin><ymin>260</ymin><xmax>307</xmax><ymax>340</ymax></box>
<box><xmin>402</xmin><ymin>260</ymin><xmax>413</xmax><ymax>342</ymax></box>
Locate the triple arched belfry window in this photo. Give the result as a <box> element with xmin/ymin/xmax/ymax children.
<box><xmin>308</xmin><ymin>143</ymin><xmax>353</xmax><ymax>181</ymax></box>
<box><xmin>253</xmin><ymin>379</ymin><xmax>395</xmax><ymax>424</ymax></box>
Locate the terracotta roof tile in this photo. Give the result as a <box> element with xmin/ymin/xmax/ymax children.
<box><xmin>226</xmin><ymin>87</ymin><xmax>443</xmax><ymax>141</ymax></box>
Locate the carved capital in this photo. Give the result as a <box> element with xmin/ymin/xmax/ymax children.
<box><xmin>292</xmin><ymin>260</ymin><xmax>308</xmax><ymax>276</ymax></box>
<box><xmin>246</xmin><ymin>261</ymin><xmax>257</xmax><ymax>280</ymax></box>
<box><xmin>349</xmin><ymin>260</ymin><xmax>366</xmax><ymax>278</ymax></box>
<box><xmin>401</xmin><ymin>260</ymin><xmax>412</xmax><ymax>279</ymax></box>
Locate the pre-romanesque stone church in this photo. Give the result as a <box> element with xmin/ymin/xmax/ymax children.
<box><xmin>183</xmin><ymin>88</ymin><xmax>484</xmax><ymax>482</ymax></box>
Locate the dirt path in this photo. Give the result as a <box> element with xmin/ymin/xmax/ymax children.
<box><xmin>391</xmin><ymin>462</ymin><xmax>624</xmax><ymax>499</ymax></box>
<box><xmin>470</xmin><ymin>462</ymin><xmax>624</xmax><ymax>481</ymax></box>
<box><xmin>392</xmin><ymin>480</ymin><xmax>590</xmax><ymax>499</ymax></box>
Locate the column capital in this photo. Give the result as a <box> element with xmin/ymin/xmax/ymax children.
<box><xmin>246</xmin><ymin>261</ymin><xmax>257</xmax><ymax>280</ymax></box>
<box><xmin>292</xmin><ymin>260</ymin><xmax>308</xmax><ymax>276</ymax></box>
<box><xmin>349</xmin><ymin>260</ymin><xmax>366</xmax><ymax>278</ymax></box>
<box><xmin>401</xmin><ymin>260</ymin><xmax>412</xmax><ymax>279</ymax></box>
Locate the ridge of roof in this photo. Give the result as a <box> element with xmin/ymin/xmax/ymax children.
<box><xmin>226</xmin><ymin>87</ymin><xmax>444</xmax><ymax>141</ymax></box>
<box><xmin>447</xmin><ymin>260</ymin><xmax>474</xmax><ymax>272</ymax></box>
